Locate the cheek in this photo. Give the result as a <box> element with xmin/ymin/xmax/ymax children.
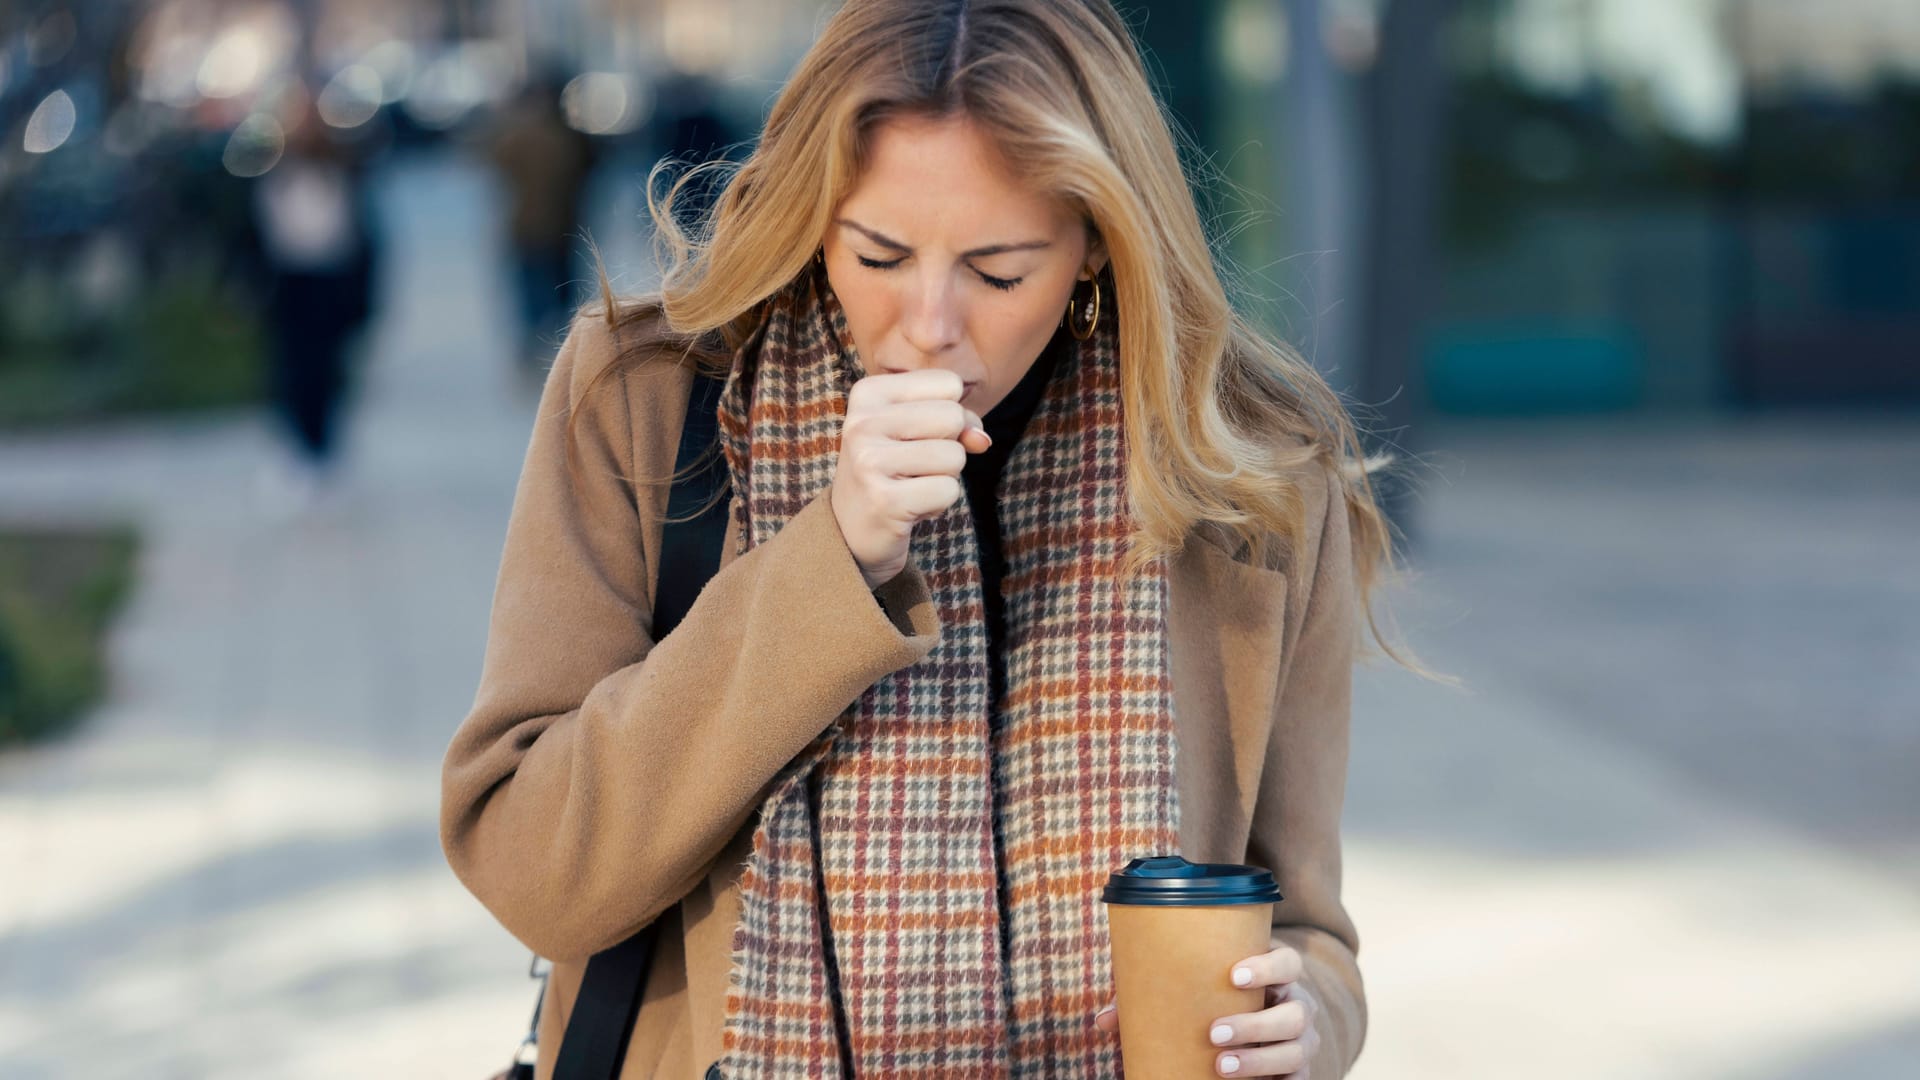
<box><xmin>997</xmin><ymin>292</ymin><xmax>1067</xmax><ymax>348</ymax></box>
<box><xmin>825</xmin><ymin>269</ymin><xmax>901</xmax><ymax>371</ymax></box>
<box><xmin>974</xmin><ymin>288</ymin><xmax>1070</xmax><ymax>380</ymax></box>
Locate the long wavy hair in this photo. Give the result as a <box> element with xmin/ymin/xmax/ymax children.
<box><xmin>581</xmin><ymin>0</ymin><xmax>1424</xmax><ymax>669</ymax></box>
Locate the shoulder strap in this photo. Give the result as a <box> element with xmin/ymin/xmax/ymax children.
<box><xmin>554</xmin><ymin>366</ymin><xmax>731</xmax><ymax>1080</ymax></box>
<box><xmin>652</xmin><ymin>366</ymin><xmax>731</xmax><ymax>639</ymax></box>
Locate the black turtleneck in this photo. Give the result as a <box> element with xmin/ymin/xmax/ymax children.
<box><xmin>962</xmin><ymin>328</ymin><xmax>1066</xmax><ymax>715</ymax></box>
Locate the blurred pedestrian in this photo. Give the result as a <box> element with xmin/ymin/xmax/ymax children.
<box><xmin>487</xmin><ymin>73</ymin><xmax>596</xmax><ymax>375</ymax></box>
<box><xmin>248</xmin><ymin>93</ymin><xmax>380</xmax><ymax>509</ymax></box>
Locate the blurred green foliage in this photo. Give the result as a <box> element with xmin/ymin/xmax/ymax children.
<box><xmin>0</xmin><ymin>263</ymin><xmax>264</xmax><ymax>428</ymax></box>
<box><xmin>0</xmin><ymin>527</ymin><xmax>138</xmax><ymax>746</ymax></box>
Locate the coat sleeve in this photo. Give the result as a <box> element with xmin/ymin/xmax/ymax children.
<box><xmin>1245</xmin><ymin>464</ymin><xmax>1368</xmax><ymax>1077</ymax></box>
<box><xmin>439</xmin><ymin>312</ymin><xmax>941</xmax><ymax>963</ymax></box>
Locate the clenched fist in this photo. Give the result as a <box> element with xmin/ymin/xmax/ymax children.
<box><xmin>830</xmin><ymin>369</ymin><xmax>993</xmax><ymax>589</ymax></box>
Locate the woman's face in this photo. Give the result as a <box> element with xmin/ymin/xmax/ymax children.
<box><xmin>823</xmin><ymin>113</ymin><xmax>1106</xmax><ymax>416</ymax></box>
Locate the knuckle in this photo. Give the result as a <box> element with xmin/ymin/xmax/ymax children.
<box><xmin>1275</xmin><ymin>948</ymin><xmax>1304</xmax><ymax>982</ymax></box>
<box><xmin>843</xmin><ymin>415</ymin><xmax>877</xmax><ymax>446</ymax></box>
<box><xmin>1278</xmin><ymin>1002</ymin><xmax>1309</xmax><ymax>1039</ymax></box>
<box><xmin>1271</xmin><ymin>1043</ymin><xmax>1306</xmax><ymax>1072</ymax></box>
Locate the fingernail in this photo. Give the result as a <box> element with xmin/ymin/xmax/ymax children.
<box><xmin>1095</xmin><ymin>1004</ymin><xmax>1115</xmax><ymax>1018</ymax></box>
<box><xmin>1232</xmin><ymin>967</ymin><xmax>1253</xmax><ymax>987</ymax></box>
<box><xmin>1220</xmin><ymin>1054</ymin><xmax>1241</xmax><ymax>1075</ymax></box>
<box><xmin>1209</xmin><ymin>1024</ymin><xmax>1234</xmax><ymax>1045</ymax></box>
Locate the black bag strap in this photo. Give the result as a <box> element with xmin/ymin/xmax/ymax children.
<box><xmin>553</xmin><ymin>367</ymin><xmax>731</xmax><ymax>1080</ymax></box>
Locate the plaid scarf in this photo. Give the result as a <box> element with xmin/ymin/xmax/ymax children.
<box><xmin>713</xmin><ymin>261</ymin><xmax>1179</xmax><ymax>1078</ymax></box>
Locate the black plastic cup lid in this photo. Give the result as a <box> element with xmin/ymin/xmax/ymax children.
<box><xmin>1100</xmin><ymin>855</ymin><xmax>1283</xmax><ymax>907</ymax></box>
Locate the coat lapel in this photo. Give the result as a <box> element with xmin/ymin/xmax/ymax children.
<box><xmin>1166</xmin><ymin>529</ymin><xmax>1290</xmax><ymax>860</ymax></box>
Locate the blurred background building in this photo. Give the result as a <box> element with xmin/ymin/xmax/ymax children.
<box><xmin>3</xmin><ymin>2</ymin><xmax>1916</xmax><ymax>1078</ymax></box>
<box><xmin>7</xmin><ymin>0</ymin><xmax>1917</xmax><ymax>416</ymax></box>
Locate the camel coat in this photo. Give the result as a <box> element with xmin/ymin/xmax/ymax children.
<box><xmin>440</xmin><ymin>311</ymin><xmax>1368</xmax><ymax>1078</ymax></box>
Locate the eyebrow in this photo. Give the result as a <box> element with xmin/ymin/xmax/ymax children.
<box><xmin>835</xmin><ymin>218</ymin><xmax>1053</xmax><ymax>258</ymax></box>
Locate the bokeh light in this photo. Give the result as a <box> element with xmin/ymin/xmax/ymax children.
<box><xmin>562</xmin><ymin>72</ymin><xmax>649</xmax><ymax>136</ymax></box>
<box><xmin>23</xmin><ymin>89</ymin><xmax>78</xmax><ymax>154</ymax></box>
<box><xmin>317</xmin><ymin>64</ymin><xmax>383</xmax><ymax>128</ymax></box>
<box><xmin>221</xmin><ymin>112</ymin><xmax>285</xmax><ymax>177</ymax></box>
<box><xmin>196</xmin><ymin>24</ymin><xmax>274</xmax><ymax>101</ymax></box>
<box><xmin>361</xmin><ymin>40</ymin><xmax>416</xmax><ymax>105</ymax></box>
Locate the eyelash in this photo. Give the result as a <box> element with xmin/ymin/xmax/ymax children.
<box><xmin>855</xmin><ymin>255</ymin><xmax>1023</xmax><ymax>293</ymax></box>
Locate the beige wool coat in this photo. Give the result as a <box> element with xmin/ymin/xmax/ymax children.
<box><xmin>440</xmin><ymin>310</ymin><xmax>1368</xmax><ymax>1079</ymax></box>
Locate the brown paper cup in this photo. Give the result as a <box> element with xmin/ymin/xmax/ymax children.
<box><xmin>1102</xmin><ymin>857</ymin><xmax>1283</xmax><ymax>1079</ymax></box>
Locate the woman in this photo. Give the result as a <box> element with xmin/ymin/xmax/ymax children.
<box><xmin>441</xmin><ymin>2</ymin><xmax>1409</xmax><ymax>1077</ymax></box>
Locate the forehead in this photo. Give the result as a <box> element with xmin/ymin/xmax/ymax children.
<box><xmin>843</xmin><ymin>113</ymin><xmax>1074</xmax><ymax>237</ymax></box>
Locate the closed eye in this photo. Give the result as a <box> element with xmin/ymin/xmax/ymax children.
<box><xmin>855</xmin><ymin>255</ymin><xmax>1025</xmax><ymax>293</ymax></box>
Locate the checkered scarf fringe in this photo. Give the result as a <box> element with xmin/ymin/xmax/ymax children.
<box><xmin>713</xmin><ymin>262</ymin><xmax>1179</xmax><ymax>1077</ymax></box>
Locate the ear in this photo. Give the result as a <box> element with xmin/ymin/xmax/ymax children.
<box><xmin>1083</xmin><ymin>224</ymin><xmax>1110</xmax><ymax>278</ymax></box>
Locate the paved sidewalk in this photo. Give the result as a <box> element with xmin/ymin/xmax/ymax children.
<box><xmin>1</xmin><ymin>152</ymin><xmax>1915</xmax><ymax>1078</ymax></box>
<box><xmin>1346</xmin><ymin>419</ymin><xmax>1920</xmax><ymax>1079</ymax></box>
<box><xmin>0</xmin><ymin>153</ymin><xmax>548</xmax><ymax>1080</ymax></box>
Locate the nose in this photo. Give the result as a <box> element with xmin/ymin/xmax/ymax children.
<box><xmin>897</xmin><ymin>268</ymin><xmax>964</xmax><ymax>361</ymax></box>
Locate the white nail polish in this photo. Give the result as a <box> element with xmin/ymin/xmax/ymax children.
<box><xmin>1210</xmin><ymin>1024</ymin><xmax>1234</xmax><ymax>1045</ymax></box>
<box><xmin>1232</xmin><ymin>967</ymin><xmax>1253</xmax><ymax>987</ymax></box>
<box><xmin>1220</xmin><ymin>1054</ymin><xmax>1241</xmax><ymax>1074</ymax></box>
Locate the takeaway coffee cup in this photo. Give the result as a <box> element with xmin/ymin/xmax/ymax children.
<box><xmin>1101</xmin><ymin>856</ymin><xmax>1284</xmax><ymax>1078</ymax></box>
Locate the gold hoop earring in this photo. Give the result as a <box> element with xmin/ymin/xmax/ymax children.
<box><xmin>1067</xmin><ymin>276</ymin><xmax>1100</xmax><ymax>341</ymax></box>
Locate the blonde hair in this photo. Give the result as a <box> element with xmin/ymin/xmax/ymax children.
<box><xmin>587</xmin><ymin>0</ymin><xmax>1426</xmax><ymax>671</ymax></box>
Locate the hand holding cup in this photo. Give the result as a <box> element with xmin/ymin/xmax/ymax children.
<box><xmin>1096</xmin><ymin>857</ymin><xmax>1293</xmax><ymax>1078</ymax></box>
<box><xmin>1093</xmin><ymin>941</ymin><xmax>1320</xmax><ymax>1077</ymax></box>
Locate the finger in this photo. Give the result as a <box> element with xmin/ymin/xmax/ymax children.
<box><xmin>888</xmin><ymin>474</ymin><xmax>966</xmax><ymax>520</ymax></box>
<box><xmin>1207</xmin><ymin>999</ymin><xmax>1308</xmax><ymax>1049</ymax></box>
<box><xmin>862</xmin><ymin>399</ymin><xmax>979</xmax><ymax>443</ymax></box>
<box><xmin>867</xmin><ymin>437</ymin><xmax>968</xmax><ymax>479</ymax></box>
<box><xmin>1217</xmin><ymin>1040</ymin><xmax>1307</xmax><ymax>1077</ymax></box>
<box><xmin>853</xmin><ymin>368</ymin><xmax>967</xmax><ymax>405</ymax></box>
<box><xmin>1229</xmin><ymin>945</ymin><xmax>1303</xmax><ymax>991</ymax></box>
<box><xmin>1092</xmin><ymin>1000</ymin><xmax>1117</xmax><ymax>1033</ymax></box>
